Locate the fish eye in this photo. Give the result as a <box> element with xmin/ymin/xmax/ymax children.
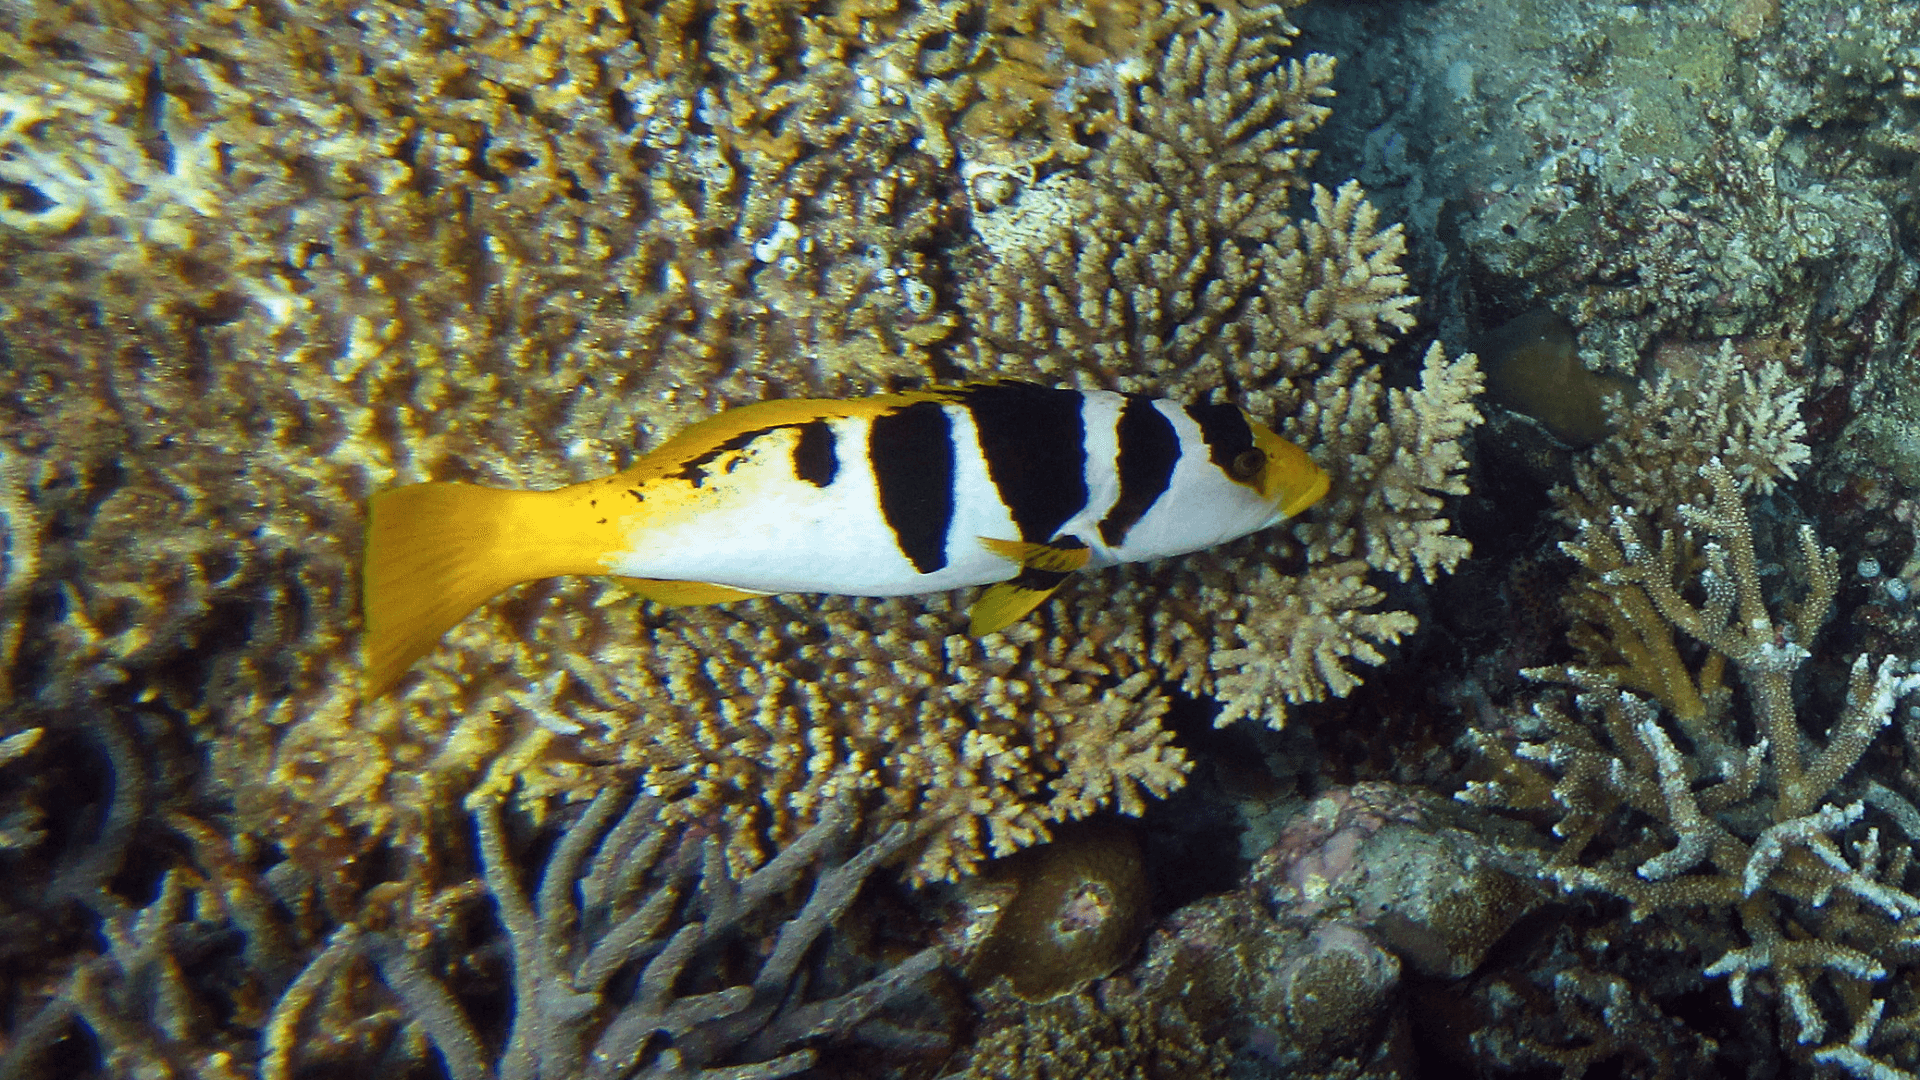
<box><xmin>1230</xmin><ymin>448</ymin><xmax>1266</xmax><ymax>482</ymax></box>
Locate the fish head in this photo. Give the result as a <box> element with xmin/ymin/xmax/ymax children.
<box><xmin>1230</xmin><ymin>412</ymin><xmax>1330</xmax><ymax>523</ymax></box>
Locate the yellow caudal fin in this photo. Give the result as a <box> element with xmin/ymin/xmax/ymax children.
<box><xmin>968</xmin><ymin>537</ymin><xmax>1092</xmax><ymax>635</ymax></box>
<box><xmin>362</xmin><ymin>481</ymin><xmax>609</xmax><ymax>698</ymax></box>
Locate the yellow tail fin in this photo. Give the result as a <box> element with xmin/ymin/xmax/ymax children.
<box><xmin>362</xmin><ymin>481</ymin><xmax>605</xmax><ymax>698</ymax></box>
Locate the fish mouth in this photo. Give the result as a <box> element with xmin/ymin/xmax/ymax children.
<box><xmin>1276</xmin><ymin>465</ymin><xmax>1331</xmax><ymax>518</ymax></box>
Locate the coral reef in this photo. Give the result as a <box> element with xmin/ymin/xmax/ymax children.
<box><xmin>1299</xmin><ymin>0</ymin><xmax>1918</xmax><ymax>373</ymax></box>
<box><xmin>0</xmin><ymin>0</ymin><xmax>1479</xmax><ymax>891</ymax></box>
<box><xmin>1460</xmin><ymin>343</ymin><xmax>1920</xmax><ymax>1071</ymax></box>
<box><xmin>0</xmin><ymin>783</ymin><xmax>943</xmax><ymax>1079</ymax></box>
<box><xmin>15</xmin><ymin>0</ymin><xmax>1920</xmax><ymax>1075</ymax></box>
<box><xmin>1130</xmin><ymin>784</ymin><xmax>1538</xmax><ymax>1076</ymax></box>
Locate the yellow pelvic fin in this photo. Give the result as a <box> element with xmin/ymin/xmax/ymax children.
<box><xmin>612</xmin><ymin>578</ymin><xmax>771</xmax><ymax>606</ymax></box>
<box><xmin>362</xmin><ymin>480</ymin><xmax>616</xmax><ymax>698</ymax></box>
<box><xmin>968</xmin><ymin>536</ymin><xmax>1092</xmax><ymax>635</ymax></box>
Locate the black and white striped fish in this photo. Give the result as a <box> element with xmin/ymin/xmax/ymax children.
<box><xmin>362</xmin><ymin>382</ymin><xmax>1329</xmax><ymax>695</ymax></box>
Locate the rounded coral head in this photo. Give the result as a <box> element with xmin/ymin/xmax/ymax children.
<box><xmin>963</xmin><ymin>822</ymin><xmax>1148</xmax><ymax>1001</ymax></box>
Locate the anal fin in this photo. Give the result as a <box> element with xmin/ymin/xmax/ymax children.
<box><xmin>969</xmin><ymin>536</ymin><xmax>1091</xmax><ymax>634</ymax></box>
<box><xmin>614</xmin><ymin>577</ymin><xmax>772</xmax><ymax>606</ymax></box>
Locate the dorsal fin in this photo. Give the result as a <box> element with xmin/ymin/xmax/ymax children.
<box><xmin>621</xmin><ymin>390</ymin><xmax>958</xmax><ymax>482</ymax></box>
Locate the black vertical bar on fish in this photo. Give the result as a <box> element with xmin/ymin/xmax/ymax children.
<box><xmin>1100</xmin><ymin>395</ymin><xmax>1180</xmax><ymax>547</ymax></box>
<box><xmin>869</xmin><ymin>401</ymin><xmax>956</xmax><ymax>574</ymax></box>
<box><xmin>960</xmin><ymin>383</ymin><xmax>1088</xmax><ymax>543</ymax></box>
<box><xmin>791</xmin><ymin>419</ymin><xmax>839</xmax><ymax>487</ymax></box>
<box><xmin>1188</xmin><ymin>400</ymin><xmax>1257</xmax><ymax>473</ymax></box>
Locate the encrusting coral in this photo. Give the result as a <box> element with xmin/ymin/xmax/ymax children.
<box><xmin>0</xmin><ymin>0</ymin><xmax>1478</xmax><ymax>891</ymax></box>
<box><xmin>1460</xmin><ymin>340</ymin><xmax>1920</xmax><ymax>1072</ymax></box>
<box><xmin>1084</xmin><ymin>783</ymin><xmax>1538</xmax><ymax>1076</ymax></box>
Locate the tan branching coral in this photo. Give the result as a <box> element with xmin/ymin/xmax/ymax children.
<box><xmin>960</xmin><ymin>26</ymin><xmax>1413</xmax><ymax>410</ymax></box>
<box><xmin>1463</xmin><ymin>361</ymin><xmax>1920</xmax><ymax>1068</ymax></box>
<box><xmin>1559</xmin><ymin>337</ymin><xmax>1810</xmax><ymax>526</ymax></box>
<box><xmin>958</xmin><ymin>3</ymin><xmax>1481</xmax><ymax>730</ymax></box>
<box><xmin>947</xmin><ymin>984</ymin><xmax>1230</xmax><ymax>1080</ymax></box>
<box><xmin>0</xmin><ymin>0</ymin><xmax>1478</xmax><ymax>890</ymax></box>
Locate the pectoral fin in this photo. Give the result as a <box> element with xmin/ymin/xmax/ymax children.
<box><xmin>969</xmin><ymin>537</ymin><xmax>1092</xmax><ymax>634</ymax></box>
<box><xmin>614</xmin><ymin>578</ymin><xmax>771</xmax><ymax>606</ymax></box>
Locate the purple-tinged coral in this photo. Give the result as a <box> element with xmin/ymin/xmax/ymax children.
<box><xmin>1131</xmin><ymin>785</ymin><xmax>1538</xmax><ymax>1074</ymax></box>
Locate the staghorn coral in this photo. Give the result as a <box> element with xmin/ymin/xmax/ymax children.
<box><xmin>0</xmin><ymin>783</ymin><xmax>944</xmax><ymax>1079</ymax></box>
<box><xmin>1456</xmin><ymin>956</ymin><xmax>1723</xmax><ymax>1079</ymax></box>
<box><xmin>0</xmin><ymin>710</ymin><xmax>326</xmax><ymax>1080</ymax></box>
<box><xmin>1460</xmin><ymin>359</ymin><xmax>1920</xmax><ymax>1069</ymax></box>
<box><xmin>0</xmin><ymin>0</ymin><xmax>1479</xmax><ymax>891</ymax></box>
<box><xmin>1</xmin><ymin>866</ymin><xmax>260</xmax><ymax>1080</ymax></box>
<box><xmin>264</xmin><ymin>788</ymin><xmax>944</xmax><ymax>1080</ymax></box>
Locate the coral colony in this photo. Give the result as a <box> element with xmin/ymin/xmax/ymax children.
<box><xmin>3</xmin><ymin>0</ymin><xmax>1920</xmax><ymax>1076</ymax></box>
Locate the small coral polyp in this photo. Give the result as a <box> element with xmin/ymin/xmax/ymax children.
<box><xmin>1054</xmin><ymin>879</ymin><xmax>1117</xmax><ymax>939</ymax></box>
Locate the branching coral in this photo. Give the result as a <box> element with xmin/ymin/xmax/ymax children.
<box><xmin>0</xmin><ymin>774</ymin><xmax>316</xmax><ymax>1080</ymax></box>
<box><xmin>264</xmin><ymin>788</ymin><xmax>942</xmax><ymax>1080</ymax></box>
<box><xmin>0</xmin><ymin>0</ymin><xmax>1479</xmax><ymax>893</ymax></box>
<box><xmin>2</xmin><ymin>784</ymin><xmax>942</xmax><ymax>1080</ymax></box>
<box><xmin>1462</xmin><ymin>353</ymin><xmax>1920</xmax><ymax>1068</ymax></box>
<box><xmin>1558</xmin><ymin>337</ymin><xmax>1810</xmax><ymax>526</ymax></box>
